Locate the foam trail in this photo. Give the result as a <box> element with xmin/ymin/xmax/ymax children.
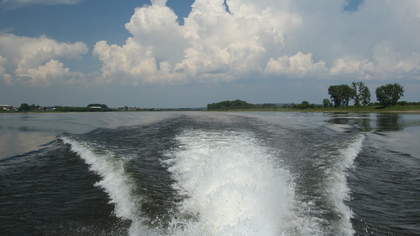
<box><xmin>60</xmin><ymin>131</ymin><xmax>364</xmax><ymax>236</ymax></box>
<box><xmin>323</xmin><ymin>134</ymin><xmax>365</xmax><ymax>235</ymax></box>
<box><xmin>162</xmin><ymin>130</ymin><xmax>297</xmax><ymax>235</ymax></box>
<box><xmin>61</xmin><ymin>137</ymin><xmax>153</xmax><ymax>235</ymax></box>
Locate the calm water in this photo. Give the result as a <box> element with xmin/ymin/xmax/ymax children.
<box><xmin>0</xmin><ymin>112</ymin><xmax>419</xmax><ymax>235</ymax></box>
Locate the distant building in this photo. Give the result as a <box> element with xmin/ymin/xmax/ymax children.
<box><xmin>0</xmin><ymin>105</ymin><xmax>14</xmax><ymax>111</ymax></box>
<box><xmin>87</xmin><ymin>104</ymin><xmax>108</xmax><ymax>109</ymax></box>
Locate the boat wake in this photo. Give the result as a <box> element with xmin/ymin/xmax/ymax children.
<box><xmin>61</xmin><ymin>126</ymin><xmax>364</xmax><ymax>236</ymax></box>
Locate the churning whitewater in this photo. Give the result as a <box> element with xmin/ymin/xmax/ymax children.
<box><xmin>162</xmin><ymin>130</ymin><xmax>295</xmax><ymax>235</ymax></box>
<box><xmin>59</xmin><ymin>113</ymin><xmax>364</xmax><ymax>236</ymax></box>
<box><xmin>3</xmin><ymin>112</ymin><xmax>418</xmax><ymax>235</ymax></box>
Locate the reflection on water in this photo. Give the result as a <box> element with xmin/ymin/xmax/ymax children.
<box><xmin>0</xmin><ymin>112</ymin><xmax>181</xmax><ymax>159</ymax></box>
<box><xmin>1</xmin><ymin>112</ymin><xmax>419</xmax><ymax>159</ymax></box>
<box><xmin>0</xmin><ymin>132</ymin><xmax>56</xmax><ymax>159</ymax></box>
<box><xmin>326</xmin><ymin>113</ymin><xmax>374</xmax><ymax>132</ymax></box>
<box><xmin>0</xmin><ymin>113</ymin><xmax>99</xmax><ymax>159</ymax></box>
<box><xmin>326</xmin><ymin>112</ymin><xmax>420</xmax><ymax>133</ymax></box>
<box><xmin>326</xmin><ymin>112</ymin><xmax>420</xmax><ymax>158</ymax></box>
<box><xmin>376</xmin><ymin>113</ymin><xmax>402</xmax><ymax>132</ymax></box>
<box><xmin>0</xmin><ymin>125</ymin><xmax>67</xmax><ymax>133</ymax></box>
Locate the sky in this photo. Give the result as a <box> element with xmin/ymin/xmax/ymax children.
<box><xmin>0</xmin><ymin>0</ymin><xmax>419</xmax><ymax>108</ymax></box>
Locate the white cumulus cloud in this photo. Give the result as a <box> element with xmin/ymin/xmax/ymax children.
<box><xmin>92</xmin><ymin>0</ymin><xmax>420</xmax><ymax>85</ymax></box>
<box><xmin>0</xmin><ymin>55</ymin><xmax>12</xmax><ymax>85</ymax></box>
<box><xmin>330</xmin><ymin>41</ymin><xmax>420</xmax><ymax>80</ymax></box>
<box><xmin>0</xmin><ymin>33</ymin><xmax>88</xmax><ymax>86</ymax></box>
<box><xmin>6</xmin><ymin>0</ymin><xmax>419</xmax><ymax>88</ymax></box>
<box><xmin>0</xmin><ymin>55</ymin><xmax>6</xmax><ymax>75</ymax></box>
<box><xmin>265</xmin><ymin>52</ymin><xmax>327</xmax><ymax>77</ymax></box>
<box><xmin>93</xmin><ymin>0</ymin><xmax>302</xmax><ymax>85</ymax></box>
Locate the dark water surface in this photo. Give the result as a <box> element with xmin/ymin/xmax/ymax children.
<box><xmin>0</xmin><ymin>112</ymin><xmax>419</xmax><ymax>235</ymax></box>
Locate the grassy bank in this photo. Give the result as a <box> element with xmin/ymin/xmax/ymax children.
<box><xmin>221</xmin><ymin>104</ymin><xmax>420</xmax><ymax>113</ymax></box>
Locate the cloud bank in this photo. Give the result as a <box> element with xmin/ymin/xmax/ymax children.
<box><xmin>92</xmin><ymin>0</ymin><xmax>420</xmax><ymax>85</ymax></box>
<box><xmin>1</xmin><ymin>0</ymin><xmax>420</xmax><ymax>88</ymax></box>
<box><xmin>0</xmin><ymin>34</ymin><xmax>88</xmax><ymax>86</ymax></box>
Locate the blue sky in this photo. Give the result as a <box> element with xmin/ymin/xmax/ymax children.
<box><xmin>0</xmin><ymin>0</ymin><xmax>419</xmax><ymax>108</ymax></box>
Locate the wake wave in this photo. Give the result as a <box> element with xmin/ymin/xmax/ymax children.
<box><xmin>324</xmin><ymin>134</ymin><xmax>365</xmax><ymax>235</ymax></box>
<box><xmin>61</xmin><ymin>130</ymin><xmax>365</xmax><ymax>236</ymax></box>
<box><xmin>161</xmin><ymin>130</ymin><xmax>297</xmax><ymax>235</ymax></box>
<box><xmin>61</xmin><ymin>137</ymin><xmax>150</xmax><ymax>234</ymax></box>
<box><xmin>298</xmin><ymin>133</ymin><xmax>365</xmax><ymax>236</ymax></box>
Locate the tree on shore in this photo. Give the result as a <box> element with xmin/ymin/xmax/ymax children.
<box><xmin>322</xmin><ymin>99</ymin><xmax>332</xmax><ymax>108</ymax></box>
<box><xmin>297</xmin><ymin>101</ymin><xmax>316</xmax><ymax>109</ymax></box>
<box><xmin>375</xmin><ymin>83</ymin><xmax>404</xmax><ymax>107</ymax></box>
<box><xmin>328</xmin><ymin>85</ymin><xmax>354</xmax><ymax>107</ymax></box>
<box><xmin>298</xmin><ymin>101</ymin><xmax>309</xmax><ymax>109</ymax></box>
<box><xmin>17</xmin><ymin>103</ymin><xmax>40</xmax><ymax>112</ymax></box>
<box><xmin>18</xmin><ymin>103</ymin><xmax>29</xmax><ymax>112</ymax></box>
<box><xmin>351</xmin><ymin>81</ymin><xmax>371</xmax><ymax>106</ymax></box>
<box><xmin>207</xmin><ymin>99</ymin><xmax>255</xmax><ymax>110</ymax></box>
<box><xmin>87</xmin><ymin>104</ymin><xmax>108</xmax><ymax>108</ymax></box>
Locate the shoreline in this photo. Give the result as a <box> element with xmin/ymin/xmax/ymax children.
<box><xmin>209</xmin><ymin>107</ymin><xmax>420</xmax><ymax>113</ymax></box>
<box><xmin>383</xmin><ymin>110</ymin><xmax>420</xmax><ymax>113</ymax></box>
<box><xmin>2</xmin><ymin>107</ymin><xmax>420</xmax><ymax>114</ymax></box>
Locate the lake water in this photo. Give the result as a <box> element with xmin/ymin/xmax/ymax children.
<box><xmin>1</xmin><ymin>112</ymin><xmax>419</xmax><ymax>235</ymax></box>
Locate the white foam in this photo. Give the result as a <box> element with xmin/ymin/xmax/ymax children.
<box><xmin>162</xmin><ymin>130</ymin><xmax>297</xmax><ymax>235</ymax></box>
<box><xmin>322</xmin><ymin>134</ymin><xmax>365</xmax><ymax>235</ymax></box>
<box><xmin>61</xmin><ymin>131</ymin><xmax>363</xmax><ymax>236</ymax></box>
<box><xmin>61</xmin><ymin>137</ymin><xmax>153</xmax><ymax>234</ymax></box>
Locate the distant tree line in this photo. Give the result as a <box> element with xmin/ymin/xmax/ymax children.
<box><xmin>207</xmin><ymin>82</ymin><xmax>408</xmax><ymax>111</ymax></box>
<box><xmin>54</xmin><ymin>106</ymin><xmax>113</xmax><ymax>112</ymax></box>
<box><xmin>15</xmin><ymin>103</ymin><xmax>114</xmax><ymax>112</ymax></box>
<box><xmin>207</xmin><ymin>99</ymin><xmax>322</xmax><ymax>110</ymax></box>
<box><xmin>207</xmin><ymin>99</ymin><xmax>256</xmax><ymax>110</ymax></box>
<box><xmin>207</xmin><ymin>100</ymin><xmax>323</xmax><ymax>111</ymax></box>
<box><xmin>9</xmin><ymin>103</ymin><xmax>206</xmax><ymax>113</ymax></box>
<box><xmin>325</xmin><ymin>82</ymin><xmax>404</xmax><ymax>108</ymax></box>
<box><xmin>7</xmin><ymin>82</ymin><xmax>410</xmax><ymax>113</ymax></box>
<box><xmin>17</xmin><ymin>103</ymin><xmax>41</xmax><ymax>112</ymax></box>
<box><xmin>87</xmin><ymin>104</ymin><xmax>109</xmax><ymax>109</ymax></box>
<box><xmin>326</xmin><ymin>81</ymin><xmax>371</xmax><ymax>107</ymax></box>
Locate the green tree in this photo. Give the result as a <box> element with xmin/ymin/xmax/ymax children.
<box><xmin>261</xmin><ymin>103</ymin><xmax>278</xmax><ymax>108</ymax></box>
<box><xmin>351</xmin><ymin>81</ymin><xmax>371</xmax><ymax>106</ymax></box>
<box><xmin>360</xmin><ymin>86</ymin><xmax>371</xmax><ymax>106</ymax></box>
<box><xmin>207</xmin><ymin>99</ymin><xmax>255</xmax><ymax>110</ymax></box>
<box><xmin>328</xmin><ymin>85</ymin><xmax>353</xmax><ymax>107</ymax></box>
<box><xmin>375</xmin><ymin>83</ymin><xmax>404</xmax><ymax>107</ymax></box>
<box><xmin>298</xmin><ymin>101</ymin><xmax>310</xmax><ymax>109</ymax></box>
<box><xmin>28</xmin><ymin>103</ymin><xmax>40</xmax><ymax>111</ymax></box>
<box><xmin>18</xmin><ymin>103</ymin><xmax>29</xmax><ymax>112</ymax></box>
<box><xmin>322</xmin><ymin>98</ymin><xmax>332</xmax><ymax>108</ymax></box>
